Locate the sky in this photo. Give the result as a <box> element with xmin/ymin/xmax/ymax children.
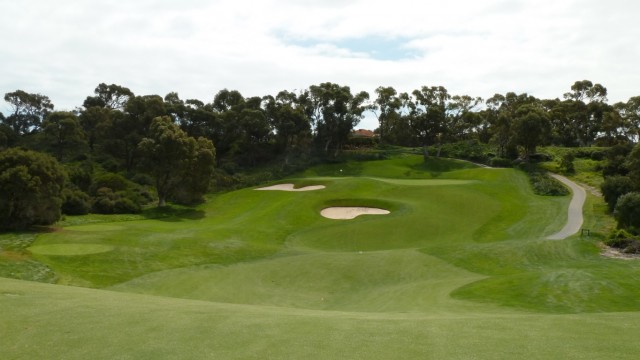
<box><xmin>1</xmin><ymin>0</ymin><xmax>639</xmax><ymax>130</ymax></box>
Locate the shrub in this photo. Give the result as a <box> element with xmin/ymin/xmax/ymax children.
<box><xmin>528</xmin><ymin>153</ymin><xmax>553</xmax><ymax>162</ymax></box>
<box><xmin>601</xmin><ymin>176</ymin><xmax>635</xmax><ymax>213</ymax></box>
<box><xmin>489</xmin><ymin>157</ymin><xmax>513</xmax><ymax>168</ymax></box>
<box><xmin>530</xmin><ymin>173</ymin><xmax>570</xmax><ymax>196</ymax></box>
<box><xmin>61</xmin><ymin>188</ymin><xmax>91</xmax><ymax>215</ymax></box>
<box><xmin>559</xmin><ymin>152</ymin><xmax>575</xmax><ymax>174</ymax></box>
<box><xmin>614</xmin><ymin>192</ymin><xmax>640</xmax><ymax>232</ymax></box>
<box><xmin>519</xmin><ymin>164</ymin><xmax>569</xmax><ymax>196</ymax></box>
<box><xmin>91</xmin><ymin>187</ymin><xmax>141</xmax><ymax>214</ymax></box>
<box><xmin>605</xmin><ymin>229</ymin><xmax>640</xmax><ymax>254</ymax></box>
<box><xmin>113</xmin><ymin>198</ymin><xmax>141</xmax><ymax>214</ymax></box>
<box><xmin>90</xmin><ymin>173</ymin><xmax>131</xmax><ymax>194</ymax></box>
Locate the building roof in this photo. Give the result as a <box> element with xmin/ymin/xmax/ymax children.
<box><xmin>352</xmin><ymin>129</ymin><xmax>376</xmax><ymax>138</ymax></box>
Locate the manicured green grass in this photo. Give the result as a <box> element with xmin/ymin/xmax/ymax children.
<box><xmin>2</xmin><ymin>154</ymin><xmax>640</xmax><ymax>359</ymax></box>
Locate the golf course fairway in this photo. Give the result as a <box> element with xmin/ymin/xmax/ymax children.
<box><xmin>2</xmin><ymin>155</ymin><xmax>640</xmax><ymax>359</ymax></box>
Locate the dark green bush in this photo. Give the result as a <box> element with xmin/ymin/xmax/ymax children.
<box><xmin>489</xmin><ymin>157</ymin><xmax>513</xmax><ymax>168</ymax></box>
<box><xmin>614</xmin><ymin>192</ymin><xmax>640</xmax><ymax>232</ymax></box>
<box><xmin>435</xmin><ymin>140</ymin><xmax>488</xmax><ymax>162</ymax></box>
<box><xmin>601</xmin><ymin>176</ymin><xmax>635</xmax><ymax>213</ymax></box>
<box><xmin>90</xmin><ymin>173</ymin><xmax>131</xmax><ymax>194</ymax></box>
<box><xmin>61</xmin><ymin>188</ymin><xmax>91</xmax><ymax>215</ymax></box>
<box><xmin>519</xmin><ymin>165</ymin><xmax>569</xmax><ymax>196</ymax></box>
<box><xmin>91</xmin><ymin>187</ymin><xmax>141</xmax><ymax>214</ymax></box>
<box><xmin>113</xmin><ymin>198</ymin><xmax>141</xmax><ymax>214</ymax></box>
<box><xmin>605</xmin><ymin>229</ymin><xmax>640</xmax><ymax>254</ymax></box>
<box><xmin>559</xmin><ymin>152</ymin><xmax>575</xmax><ymax>174</ymax></box>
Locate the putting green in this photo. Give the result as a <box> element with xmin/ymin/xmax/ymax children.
<box><xmin>28</xmin><ymin>244</ymin><xmax>114</xmax><ymax>256</ymax></box>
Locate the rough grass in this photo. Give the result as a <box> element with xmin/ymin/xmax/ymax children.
<box><xmin>2</xmin><ymin>154</ymin><xmax>640</xmax><ymax>359</ymax></box>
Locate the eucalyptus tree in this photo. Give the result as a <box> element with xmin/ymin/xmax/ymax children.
<box><xmin>3</xmin><ymin>90</ymin><xmax>54</xmax><ymax>135</ymax></box>
<box><xmin>446</xmin><ymin>94</ymin><xmax>483</xmax><ymax>140</ymax></box>
<box><xmin>305</xmin><ymin>82</ymin><xmax>369</xmax><ymax>156</ymax></box>
<box><xmin>100</xmin><ymin>95</ymin><xmax>167</xmax><ymax>172</ymax></box>
<box><xmin>511</xmin><ymin>104</ymin><xmax>551</xmax><ymax>159</ymax></box>
<box><xmin>618</xmin><ymin>97</ymin><xmax>640</xmax><ymax>142</ymax></box>
<box><xmin>560</xmin><ymin>80</ymin><xmax>609</xmax><ymax>146</ymax></box>
<box><xmin>82</xmin><ymin>83</ymin><xmax>134</xmax><ymax>110</ymax></box>
<box><xmin>372</xmin><ymin>86</ymin><xmax>402</xmax><ymax>143</ymax></box>
<box><xmin>42</xmin><ymin>111</ymin><xmax>87</xmax><ymax>161</ymax></box>
<box><xmin>263</xmin><ymin>91</ymin><xmax>312</xmax><ymax>164</ymax></box>
<box><xmin>139</xmin><ymin>116</ymin><xmax>215</xmax><ymax>206</ymax></box>
<box><xmin>410</xmin><ymin>86</ymin><xmax>450</xmax><ymax>158</ymax></box>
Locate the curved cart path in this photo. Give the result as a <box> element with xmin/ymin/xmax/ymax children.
<box><xmin>546</xmin><ymin>174</ymin><xmax>586</xmax><ymax>240</ymax></box>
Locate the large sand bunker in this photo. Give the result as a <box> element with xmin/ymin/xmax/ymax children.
<box><xmin>256</xmin><ymin>184</ymin><xmax>325</xmax><ymax>192</ymax></box>
<box><xmin>321</xmin><ymin>207</ymin><xmax>390</xmax><ymax>220</ymax></box>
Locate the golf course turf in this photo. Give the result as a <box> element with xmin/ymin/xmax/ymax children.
<box><xmin>2</xmin><ymin>154</ymin><xmax>640</xmax><ymax>359</ymax></box>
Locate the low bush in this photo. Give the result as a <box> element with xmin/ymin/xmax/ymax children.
<box><xmin>489</xmin><ymin>157</ymin><xmax>513</xmax><ymax>168</ymax></box>
<box><xmin>519</xmin><ymin>164</ymin><xmax>569</xmax><ymax>196</ymax></box>
<box><xmin>61</xmin><ymin>188</ymin><xmax>91</xmax><ymax>215</ymax></box>
<box><xmin>605</xmin><ymin>229</ymin><xmax>640</xmax><ymax>254</ymax></box>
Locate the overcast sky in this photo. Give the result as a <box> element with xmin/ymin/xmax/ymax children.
<box><xmin>1</xmin><ymin>0</ymin><xmax>639</xmax><ymax>129</ymax></box>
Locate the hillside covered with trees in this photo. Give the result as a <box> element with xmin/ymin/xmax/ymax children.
<box><xmin>2</xmin><ymin>80</ymin><xmax>640</xmax><ymax>234</ymax></box>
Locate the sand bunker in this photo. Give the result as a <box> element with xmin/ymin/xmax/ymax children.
<box><xmin>256</xmin><ymin>184</ymin><xmax>325</xmax><ymax>192</ymax></box>
<box><xmin>321</xmin><ymin>207</ymin><xmax>390</xmax><ymax>220</ymax></box>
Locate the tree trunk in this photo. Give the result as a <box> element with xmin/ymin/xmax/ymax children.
<box><xmin>422</xmin><ymin>144</ymin><xmax>429</xmax><ymax>161</ymax></box>
<box><xmin>324</xmin><ymin>138</ymin><xmax>332</xmax><ymax>154</ymax></box>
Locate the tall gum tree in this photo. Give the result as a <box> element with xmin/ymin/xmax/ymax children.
<box><xmin>139</xmin><ymin>116</ymin><xmax>215</xmax><ymax>206</ymax></box>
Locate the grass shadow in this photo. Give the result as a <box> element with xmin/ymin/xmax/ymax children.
<box><xmin>142</xmin><ymin>206</ymin><xmax>206</xmax><ymax>222</ymax></box>
<box><xmin>410</xmin><ymin>157</ymin><xmax>476</xmax><ymax>177</ymax></box>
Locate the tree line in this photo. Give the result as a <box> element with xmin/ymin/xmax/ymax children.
<box><xmin>2</xmin><ymin>80</ymin><xmax>640</xmax><ymax>230</ymax></box>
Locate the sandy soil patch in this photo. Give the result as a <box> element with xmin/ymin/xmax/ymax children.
<box><xmin>600</xmin><ymin>243</ymin><xmax>640</xmax><ymax>260</ymax></box>
<box><xmin>321</xmin><ymin>207</ymin><xmax>390</xmax><ymax>220</ymax></box>
<box><xmin>255</xmin><ymin>184</ymin><xmax>325</xmax><ymax>192</ymax></box>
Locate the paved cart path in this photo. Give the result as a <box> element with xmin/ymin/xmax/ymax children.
<box><xmin>546</xmin><ymin>174</ymin><xmax>586</xmax><ymax>240</ymax></box>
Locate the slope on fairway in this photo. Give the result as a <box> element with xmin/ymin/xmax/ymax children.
<box><xmin>3</xmin><ymin>276</ymin><xmax>640</xmax><ymax>360</ymax></box>
<box><xmin>110</xmin><ymin>249</ymin><xmax>494</xmax><ymax>313</ymax></box>
<box><xmin>8</xmin><ymin>155</ymin><xmax>640</xmax><ymax>358</ymax></box>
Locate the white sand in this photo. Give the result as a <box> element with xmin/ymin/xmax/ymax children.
<box><xmin>255</xmin><ymin>184</ymin><xmax>326</xmax><ymax>192</ymax></box>
<box><xmin>321</xmin><ymin>207</ymin><xmax>390</xmax><ymax>220</ymax></box>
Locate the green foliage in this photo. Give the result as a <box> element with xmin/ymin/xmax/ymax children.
<box><xmin>61</xmin><ymin>188</ymin><xmax>91</xmax><ymax>215</ymax></box>
<box><xmin>604</xmin><ymin>229</ymin><xmax>640</xmax><ymax>253</ymax></box>
<box><xmin>433</xmin><ymin>140</ymin><xmax>488</xmax><ymax>162</ymax></box>
<box><xmin>559</xmin><ymin>152</ymin><xmax>575</xmax><ymax>174</ymax></box>
<box><xmin>602</xmin><ymin>143</ymin><xmax>633</xmax><ymax>177</ymax></box>
<box><xmin>41</xmin><ymin>111</ymin><xmax>87</xmax><ymax>161</ymax></box>
<box><xmin>0</xmin><ymin>148</ymin><xmax>66</xmax><ymax>229</ymax></box>
<box><xmin>601</xmin><ymin>175</ymin><xmax>635</xmax><ymax>212</ymax></box>
<box><xmin>614</xmin><ymin>192</ymin><xmax>640</xmax><ymax>232</ymax></box>
<box><xmin>139</xmin><ymin>116</ymin><xmax>216</xmax><ymax>206</ymax></box>
<box><xmin>488</xmin><ymin>157</ymin><xmax>513</xmax><ymax>167</ymax></box>
<box><xmin>91</xmin><ymin>187</ymin><xmax>141</xmax><ymax>214</ymax></box>
<box><xmin>86</xmin><ymin>173</ymin><xmax>151</xmax><ymax>214</ymax></box>
<box><xmin>519</xmin><ymin>165</ymin><xmax>569</xmax><ymax>196</ymax></box>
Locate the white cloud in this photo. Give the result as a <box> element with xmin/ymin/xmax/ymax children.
<box><xmin>1</xmin><ymin>0</ymin><xmax>639</xmax><ymax>129</ymax></box>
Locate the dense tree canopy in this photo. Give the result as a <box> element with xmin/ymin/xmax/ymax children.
<box><xmin>139</xmin><ymin>116</ymin><xmax>215</xmax><ymax>206</ymax></box>
<box><xmin>3</xmin><ymin>79</ymin><xmax>640</xmax><ymax>227</ymax></box>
